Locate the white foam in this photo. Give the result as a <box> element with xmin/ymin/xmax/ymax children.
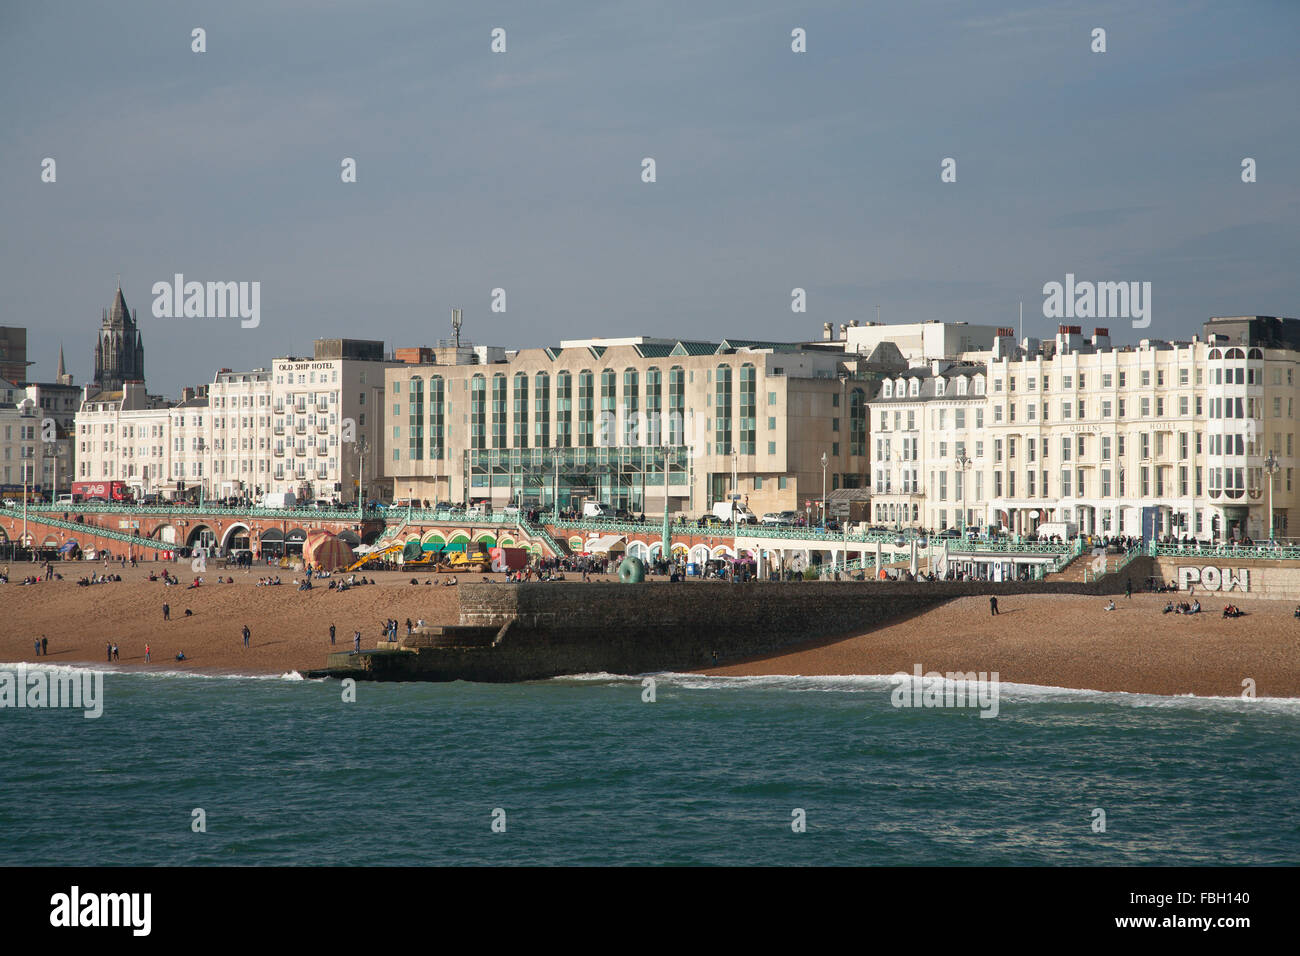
<box><xmin>0</xmin><ymin>662</ymin><xmax>309</xmax><ymax>683</ymax></box>
<box><xmin>569</xmin><ymin>670</ymin><xmax>1300</xmax><ymax>713</ymax></box>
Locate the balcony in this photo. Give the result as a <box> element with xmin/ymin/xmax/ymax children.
<box><xmin>294</xmin><ymin>445</ymin><xmax>307</xmax><ymax>457</ymax></box>
<box><xmin>316</xmin><ymin>402</ymin><xmax>329</xmax><ymax>413</ymax></box>
<box><xmin>316</xmin><ymin>444</ymin><xmax>328</xmax><ymax>455</ymax></box>
<box><xmin>316</xmin><ymin>423</ymin><xmax>329</xmax><ymax>433</ymax></box>
<box><xmin>295</xmin><ymin>424</ymin><xmax>307</xmax><ymax>434</ymax></box>
<box><xmin>273</xmin><ymin>425</ymin><xmax>284</xmax><ymax>435</ymax></box>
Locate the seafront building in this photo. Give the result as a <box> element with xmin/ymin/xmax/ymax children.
<box><xmin>72</xmin><ymin>338</ymin><xmax>401</xmax><ymax>503</ymax></box>
<box><xmin>868</xmin><ymin>316</ymin><xmax>1300</xmax><ymax>542</ymax></box>
<box><xmin>380</xmin><ymin>335</ymin><xmax>902</xmax><ymax>517</ymax></box>
<box><xmin>55</xmin><ymin>290</ymin><xmax>1300</xmax><ymax>545</ymax></box>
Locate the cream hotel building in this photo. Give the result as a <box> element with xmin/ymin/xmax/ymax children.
<box><xmin>871</xmin><ymin>316</ymin><xmax>1300</xmax><ymax>542</ymax></box>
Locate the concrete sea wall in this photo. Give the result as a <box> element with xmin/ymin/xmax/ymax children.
<box><xmin>311</xmin><ymin>569</ymin><xmax>1150</xmax><ymax>682</ymax></box>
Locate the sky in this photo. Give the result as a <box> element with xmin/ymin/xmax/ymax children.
<box><xmin>2</xmin><ymin>0</ymin><xmax>1297</xmax><ymax>395</ymax></box>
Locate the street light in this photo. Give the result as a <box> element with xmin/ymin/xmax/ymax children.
<box><xmin>820</xmin><ymin>451</ymin><xmax>828</xmax><ymax>528</ymax></box>
<box><xmin>1264</xmin><ymin>451</ymin><xmax>1280</xmax><ymax>542</ymax></box>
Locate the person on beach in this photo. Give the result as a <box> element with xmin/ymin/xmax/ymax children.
<box><xmin>106</xmin><ymin>642</ymin><xmax>112</xmax><ymax>662</ymax></box>
<box><xmin>242</xmin><ymin>625</ymin><xmax>251</xmax><ymax>649</ymax></box>
<box><xmin>41</xmin><ymin>636</ymin><xmax>47</xmax><ymax>656</ymax></box>
<box><xmin>353</xmin><ymin>630</ymin><xmax>361</xmax><ymax>654</ymax></box>
<box><xmin>1125</xmin><ymin>578</ymin><xmax>1132</xmax><ymax>599</ymax></box>
<box><xmin>1104</xmin><ymin>599</ymin><xmax>1116</xmax><ymax>611</ymax></box>
<box><xmin>34</xmin><ymin>637</ymin><xmax>41</xmax><ymax>656</ymax></box>
<box><xmin>163</xmin><ymin>602</ymin><xmax>170</xmax><ymax>621</ymax></box>
<box><xmin>112</xmin><ymin>643</ymin><xmax>119</xmax><ymax>661</ymax></box>
<box><xmin>989</xmin><ymin>596</ymin><xmax>999</xmax><ymax>616</ymax></box>
<box><xmin>329</xmin><ymin>624</ymin><xmax>336</xmax><ymax>646</ymax></box>
<box><xmin>145</xmin><ymin>644</ymin><xmax>151</xmax><ymax>663</ymax></box>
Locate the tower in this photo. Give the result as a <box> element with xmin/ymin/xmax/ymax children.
<box><xmin>93</xmin><ymin>283</ymin><xmax>146</xmax><ymax>391</ymax></box>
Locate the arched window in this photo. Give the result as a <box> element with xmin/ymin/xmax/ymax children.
<box><xmin>578</xmin><ymin>370</ymin><xmax>594</xmax><ymax>447</ymax></box>
<box><xmin>556</xmin><ymin>370</ymin><xmax>573</xmax><ymax>448</ymax></box>
<box><xmin>512</xmin><ymin>372</ymin><xmax>528</xmax><ymax>449</ymax></box>
<box><xmin>534</xmin><ymin>371</ymin><xmax>550</xmax><ymax>448</ymax></box>
<box><xmin>1208</xmin><ymin>349</ymin><xmax>1222</xmax><ymax>361</ymax></box>
<box><xmin>715</xmin><ymin>364</ymin><xmax>733</xmax><ymax>455</ymax></box>
<box><xmin>623</xmin><ymin>368</ymin><xmax>639</xmax><ymax>445</ymax></box>
<box><xmin>492</xmin><ymin>374</ymin><xmax>507</xmax><ymax>448</ymax></box>
<box><xmin>408</xmin><ymin>377</ymin><xmax>424</xmax><ymax>461</ymax></box>
<box><xmin>645</xmin><ymin>366</ymin><xmax>662</xmax><ymax>445</ymax></box>
<box><xmin>600</xmin><ymin>369</ymin><xmax>616</xmax><ymax>446</ymax></box>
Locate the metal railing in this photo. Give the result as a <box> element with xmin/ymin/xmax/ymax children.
<box><xmin>1149</xmin><ymin>542</ymin><xmax>1300</xmax><ymax>561</ymax></box>
<box><xmin>13</xmin><ymin>502</ymin><xmax>383</xmax><ymax>522</ymax></box>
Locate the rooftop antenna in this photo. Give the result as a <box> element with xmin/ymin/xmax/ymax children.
<box><xmin>452</xmin><ymin>307</ymin><xmax>463</xmax><ymax>349</ymax></box>
<box><xmin>875</xmin><ymin>304</ymin><xmax>881</xmax><ymax>324</ymax></box>
<box><xmin>1018</xmin><ymin>300</ymin><xmax>1023</xmax><ymax>342</ymax></box>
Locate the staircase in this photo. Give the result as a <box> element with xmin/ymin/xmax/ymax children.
<box><xmin>518</xmin><ymin>516</ymin><xmax>567</xmax><ymax>558</ymax></box>
<box><xmin>2</xmin><ymin>508</ymin><xmax>154</xmax><ymax>548</ymax></box>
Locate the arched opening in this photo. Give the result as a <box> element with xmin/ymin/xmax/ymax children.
<box><xmin>259</xmin><ymin>528</ymin><xmax>285</xmax><ymax>556</ymax></box>
<box><xmin>285</xmin><ymin>528</ymin><xmax>307</xmax><ymax>556</ymax></box>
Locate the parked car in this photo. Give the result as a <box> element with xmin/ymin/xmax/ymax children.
<box><xmin>937</xmin><ymin>528</ymin><xmax>961</xmax><ymax>539</ymax></box>
<box><xmin>761</xmin><ymin>512</ymin><xmax>787</xmax><ymax>525</ymax></box>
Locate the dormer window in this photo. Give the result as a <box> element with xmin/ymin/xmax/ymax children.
<box><xmin>882</xmin><ymin>381</ymin><xmax>893</xmax><ymax>399</ymax></box>
<box><xmin>908</xmin><ymin>379</ymin><xmax>919</xmax><ymax>397</ymax></box>
<box><xmin>956</xmin><ymin>376</ymin><xmax>968</xmax><ymax>395</ymax></box>
<box><xmin>934</xmin><ymin>379</ymin><xmax>945</xmax><ymax>397</ymax></box>
<box><xmin>974</xmin><ymin>375</ymin><xmax>986</xmax><ymax>395</ymax></box>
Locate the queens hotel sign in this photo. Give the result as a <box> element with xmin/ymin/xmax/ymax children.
<box><xmin>1178</xmin><ymin>566</ymin><xmax>1249</xmax><ymax>592</ymax></box>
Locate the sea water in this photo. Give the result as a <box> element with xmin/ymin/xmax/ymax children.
<box><xmin>2</xmin><ymin>665</ymin><xmax>1297</xmax><ymax>866</ymax></box>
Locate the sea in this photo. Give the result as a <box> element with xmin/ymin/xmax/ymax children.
<box><xmin>3</xmin><ymin>664</ymin><xmax>1298</xmax><ymax>866</ymax></box>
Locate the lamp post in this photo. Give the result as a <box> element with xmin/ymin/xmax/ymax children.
<box><xmin>731</xmin><ymin>447</ymin><xmax>738</xmax><ymax>582</ymax></box>
<box><xmin>956</xmin><ymin>451</ymin><xmax>971</xmax><ymax>536</ymax></box>
<box><xmin>356</xmin><ymin>435</ymin><xmax>368</xmax><ymax>518</ymax></box>
<box><xmin>820</xmin><ymin>451</ymin><xmax>828</xmax><ymax>529</ymax></box>
<box><xmin>1264</xmin><ymin>451</ymin><xmax>1280</xmax><ymax>542</ymax></box>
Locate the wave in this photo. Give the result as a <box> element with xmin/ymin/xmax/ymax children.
<box><xmin>554</xmin><ymin>670</ymin><xmax>1300</xmax><ymax>712</ymax></box>
<box><xmin>0</xmin><ymin>662</ymin><xmax>311</xmax><ymax>683</ymax></box>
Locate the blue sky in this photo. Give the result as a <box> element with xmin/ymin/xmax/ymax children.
<box><xmin>2</xmin><ymin>0</ymin><xmax>1297</xmax><ymax>394</ymax></box>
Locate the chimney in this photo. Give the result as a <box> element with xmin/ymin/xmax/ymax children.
<box><xmin>1092</xmin><ymin>327</ymin><xmax>1110</xmax><ymax>349</ymax></box>
<box><xmin>822</xmin><ymin>322</ymin><xmax>833</xmax><ymax>342</ymax></box>
<box><xmin>992</xmin><ymin>327</ymin><xmax>1016</xmax><ymax>359</ymax></box>
<box><xmin>838</xmin><ymin>323</ymin><xmax>847</xmax><ymax>341</ymax></box>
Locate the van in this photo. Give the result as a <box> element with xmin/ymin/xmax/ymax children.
<box><xmin>260</xmin><ymin>491</ymin><xmax>297</xmax><ymax>510</ymax></box>
<box><xmin>712</xmin><ymin>501</ymin><xmax>757</xmax><ymax>525</ymax></box>
<box><xmin>582</xmin><ymin>501</ymin><xmax>612</xmax><ymax>519</ymax></box>
<box><xmin>1035</xmin><ymin>521</ymin><xmax>1077</xmax><ymax>540</ymax></box>
<box><xmin>55</xmin><ymin>493</ymin><xmax>75</xmax><ymax>506</ymax></box>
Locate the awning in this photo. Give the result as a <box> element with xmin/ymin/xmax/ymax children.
<box><xmin>586</xmin><ymin>534</ymin><xmax>626</xmax><ymax>554</ymax></box>
<box><xmin>59</xmin><ymin>540</ymin><xmax>80</xmax><ymax>553</ymax></box>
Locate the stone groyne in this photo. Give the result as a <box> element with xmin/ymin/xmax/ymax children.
<box><xmin>306</xmin><ymin>568</ymin><xmax>1149</xmax><ymax>682</ymax></box>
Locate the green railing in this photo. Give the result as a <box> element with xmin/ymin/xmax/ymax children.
<box><xmin>21</xmin><ymin>502</ymin><xmax>383</xmax><ymax>522</ymax></box>
<box><xmin>1149</xmin><ymin>542</ymin><xmax>1300</xmax><ymax>561</ymax></box>
<box><xmin>0</xmin><ymin>510</ymin><xmax>157</xmax><ymax>548</ymax></box>
<box><xmin>518</xmin><ymin>517</ymin><xmax>567</xmax><ymax>558</ymax></box>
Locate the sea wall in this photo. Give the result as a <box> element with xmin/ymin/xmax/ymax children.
<box><xmin>312</xmin><ymin>569</ymin><xmax>1150</xmax><ymax>682</ymax></box>
<box><xmin>1151</xmin><ymin>556</ymin><xmax>1300</xmax><ymax>601</ymax></box>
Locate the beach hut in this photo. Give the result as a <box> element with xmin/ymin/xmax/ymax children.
<box><xmin>302</xmin><ymin>530</ymin><xmax>356</xmax><ymax>571</ymax></box>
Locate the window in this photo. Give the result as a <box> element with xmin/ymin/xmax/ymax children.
<box><xmin>739</xmin><ymin>365</ymin><xmax>757</xmax><ymax>455</ymax></box>
<box><xmin>534</xmin><ymin>372</ymin><xmax>550</xmax><ymax>448</ymax></box>
<box><xmin>578</xmin><ymin>370</ymin><xmax>594</xmax><ymax>447</ymax></box>
<box><xmin>512</xmin><ymin>372</ymin><xmax>529</xmax><ymax>448</ymax></box>
<box><xmin>714</xmin><ymin>365</ymin><xmax>733</xmax><ymax>455</ymax></box>
<box><xmin>470</xmin><ymin>375</ymin><xmax>486</xmax><ymax>450</ymax></box>
<box><xmin>492</xmin><ymin>374</ymin><xmax>507</xmax><ymax>449</ymax></box>
<box><xmin>622</xmin><ymin>368</ymin><xmax>639</xmax><ymax>445</ymax></box>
